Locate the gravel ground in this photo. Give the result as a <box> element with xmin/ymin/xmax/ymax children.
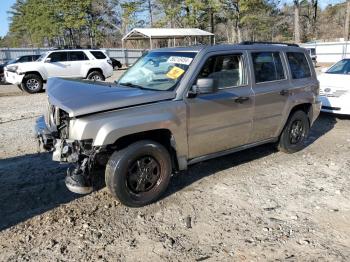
<box><xmin>0</xmin><ymin>70</ymin><xmax>350</xmax><ymax>261</ymax></box>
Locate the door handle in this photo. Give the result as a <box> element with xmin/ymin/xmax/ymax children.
<box><xmin>280</xmin><ymin>89</ymin><xmax>290</xmax><ymax>96</ymax></box>
<box><xmin>234</xmin><ymin>96</ymin><xmax>250</xmax><ymax>103</ymax></box>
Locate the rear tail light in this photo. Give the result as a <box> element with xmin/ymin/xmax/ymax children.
<box><xmin>107</xmin><ymin>59</ymin><xmax>112</xmax><ymax>66</ymax></box>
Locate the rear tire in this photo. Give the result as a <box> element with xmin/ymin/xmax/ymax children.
<box><xmin>22</xmin><ymin>74</ymin><xmax>43</xmax><ymax>94</ymax></box>
<box><xmin>105</xmin><ymin>140</ymin><xmax>172</xmax><ymax>207</ymax></box>
<box><xmin>87</xmin><ymin>71</ymin><xmax>105</xmax><ymax>81</ymax></box>
<box><xmin>278</xmin><ymin>110</ymin><xmax>310</xmax><ymax>153</ymax></box>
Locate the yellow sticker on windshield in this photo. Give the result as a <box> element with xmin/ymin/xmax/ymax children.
<box><xmin>166</xmin><ymin>66</ymin><xmax>185</xmax><ymax>79</ymax></box>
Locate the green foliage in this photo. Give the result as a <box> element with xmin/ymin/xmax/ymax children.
<box><xmin>3</xmin><ymin>0</ymin><xmax>348</xmax><ymax>47</ymax></box>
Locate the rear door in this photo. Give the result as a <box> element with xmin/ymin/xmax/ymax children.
<box><xmin>186</xmin><ymin>51</ymin><xmax>254</xmax><ymax>159</ymax></box>
<box><xmin>68</xmin><ymin>51</ymin><xmax>90</xmax><ymax>77</ymax></box>
<box><xmin>249</xmin><ymin>50</ymin><xmax>290</xmax><ymax>142</ymax></box>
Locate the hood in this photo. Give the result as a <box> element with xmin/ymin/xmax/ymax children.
<box><xmin>47</xmin><ymin>78</ymin><xmax>176</xmax><ymax>117</ymax></box>
<box><xmin>318</xmin><ymin>73</ymin><xmax>350</xmax><ymax>90</ymax></box>
<box><xmin>5</xmin><ymin>61</ymin><xmax>41</xmax><ymax>72</ymax></box>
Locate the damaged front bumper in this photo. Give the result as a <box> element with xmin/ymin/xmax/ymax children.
<box><xmin>34</xmin><ymin>116</ymin><xmax>96</xmax><ymax>163</ymax></box>
<box><xmin>35</xmin><ymin>116</ymin><xmax>103</xmax><ymax>194</ymax></box>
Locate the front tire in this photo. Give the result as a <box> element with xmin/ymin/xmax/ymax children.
<box><xmin>87</xmin><ymin>71</ymin><xmax>105</xmax><ymax>81</ymax></box>
<box><xmin>278</xmin><ymin>110</ymin><xmax>310</xmax><ymax>153</ymax></box>
<box><xmin>22</xmin><ymin>74</ymin><xmax>43</xmax><ymax>94</ymax></box>
<box><xmin>105</xmin><ymin>140</ymin><xmax>172</xmax><ymax>207</ymax></box>
<box><xmin>0</xmin><ymin>74</ymin><xmax>5</xmax><ymax>83</ymax></box>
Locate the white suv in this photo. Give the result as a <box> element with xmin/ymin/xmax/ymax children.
<box><xmin>4</xmin><ymin>49</ymin><xmax>114</xmax><ymax>93</ymax></box>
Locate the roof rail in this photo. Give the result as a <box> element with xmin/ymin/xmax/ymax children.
<box><xmin>51</xmin><ymin>45</ymin><xmax>100</xmax><ymax>50</ymax></box>
<box><xmin>239</xmin><ymin>41</ymin><xmax>299</xmax><ymax>47</ymax></box>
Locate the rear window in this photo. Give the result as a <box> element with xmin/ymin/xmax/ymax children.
<box><xmin>287</xmin><ymin>52</ymin><xmax>311</xmax><ymax>79</ymax></box>
<box><xmin>90</xmin><ymin>51</ymin><xmax>107</xmax><ymax>59</ymax></box>
<box><xmin>252</xmin><ymin>52</ymin><xmax>285</xmax><ymax>83</ymax></box>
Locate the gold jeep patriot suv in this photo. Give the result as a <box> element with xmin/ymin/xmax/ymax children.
<box><xmin>35</xmin><ymin>42</ymin><xmax>321</xmax><ymax>207</ymax></box>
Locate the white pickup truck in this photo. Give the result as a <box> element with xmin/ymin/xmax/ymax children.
<box><xmin>5</xmin><ymin>49</ymin><xmax>114</xmax><ymax>93</ymax></box>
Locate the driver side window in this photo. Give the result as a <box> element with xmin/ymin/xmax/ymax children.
<box><xmin>48</xmin><ymin>52</ymin><xmax>68</xmax><ymax>63</ymax></box>
<box><xmin>197</xmin><ymin>54</ymin><xmax>247</xmax><ymax>89</ymax></box>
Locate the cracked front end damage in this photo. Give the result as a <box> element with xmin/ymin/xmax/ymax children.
<box><xmin>34</xmin><ymin>111</ymin><xmax>105</xmax><ymax>194</ymax></box>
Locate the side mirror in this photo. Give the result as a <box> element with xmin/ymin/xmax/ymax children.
<box><xmin>321</xmin><ymin>67</ymin><xmax>328</xmax><ymax>73</ymax></box>
<box><xmin>45</xmin><ymin>58</ymin><xmax>51</xmax><ymax>63</ymax></box>
<box><xmin>195</xmin><ymin>78</ymin><xmax>216</xmax><ymax>94</ymax></box>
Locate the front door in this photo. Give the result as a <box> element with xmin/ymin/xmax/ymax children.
<box><xmin>186</xmin><ymin>52</ymin><xmax>254</xmax><ymax>159</ymax></box>
<box><xmin>45</xmin><ymin>52</ymin><xmax>71</xmax><ymax>77</ymax></box>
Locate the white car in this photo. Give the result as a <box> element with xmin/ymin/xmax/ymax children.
<box><xmin>4</xmin><ymin>49</ymin><xmax>114</xmax><ymax>94</ymax></box>
<box><xmin>318</xmin><ymin>59</ymin><xmax>350</xmax><ymax>115</ymax></box>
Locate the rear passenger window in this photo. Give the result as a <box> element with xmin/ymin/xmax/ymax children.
<box><xmin>197</xmin><ymin>54</ymin><xmax>247</xmax><ymax>89</ymax></box>
<box><xmin>69</xmin><ymin>51</ymin><xmax>88</xmax><ymax>61</ymax></box>
<box><xmin>90</xmin><ymin>51</ymin><xmax>107</xmax><ymax>59</ymax></box>
<box><xmin>252</xmin><ymin>52</ymin><xmax>285</xmax><ymax>83</ymax></box>
<box><xmin>287</xmin><ymin>52</ymin><xmax>311</xmax><ymax>79</ymax></box>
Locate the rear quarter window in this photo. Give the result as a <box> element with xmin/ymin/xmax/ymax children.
<box><xmin>90</xmin><ymin>51</ymin><xmax>107</xmax><ymax>59</ymax></box>
<box><xmin>287</xmin><ymin>52</ymin><xmax>311</xmax><ymax>79</ymax></box>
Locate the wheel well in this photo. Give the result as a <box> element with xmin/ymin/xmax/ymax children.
<box><xmin>113</xmin><ymin>129</ymin><xmax>179</xmax><ymax>171</ymax></box>
<box><xmin>86</xmin><ymin>68</ymin><xmax>104</xmax><ymax>78</ymax></box>
<box><xmin>290</xmin><ymin>103</ymin><xmax>312</xmax><ymax>119</ymax></box>
<box><xmin>23</xmin><ymin>71</ymin><xmax>43</xmax><ymax>81</ymax></box>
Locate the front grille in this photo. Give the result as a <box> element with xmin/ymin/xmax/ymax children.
<box><xmin>320</xmin><ymin>89</ymin><xmax>347</xmax><ymax>98</ymax></box>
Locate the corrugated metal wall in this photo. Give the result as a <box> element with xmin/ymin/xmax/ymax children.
<box><xmin>0</xmin><ymin>48</ymin><xmax>145</xmax><ymax>66</ymax></box>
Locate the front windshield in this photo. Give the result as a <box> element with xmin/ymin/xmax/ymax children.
<box><xmin>37</xmin><ymin>52</ymin><xmax>49</xmax><ymax>62</ymax></box>
<box><xmin>6</xmin><ymin>59</ymin><xmax>17</xmax><ymax>65</ymax></box>
<box><xmin>326</xmin><ymin>59</ymin><xmax>350</xmax><ymax>74</ymax></box>
<box><xmin>117</xmin><ymin>51</ymin><xmax>197</xmax><ymax>91</ymax></box>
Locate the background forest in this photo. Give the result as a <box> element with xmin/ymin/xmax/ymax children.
<box><xmin>0</xmin><ymin>0</ymin><xmax>350</xmax><ymax>48</ymax></box>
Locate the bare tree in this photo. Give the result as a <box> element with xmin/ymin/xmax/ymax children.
<box><xmin>344</xmin><ymin>0</ymin><xmax>350</xmax><ymax>41</ymax></box>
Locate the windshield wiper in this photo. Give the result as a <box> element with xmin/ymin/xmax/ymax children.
<box><xmin>119</xmin><ymin>82</ymin><xmax>148</xmax><ymax>90</ymax></box>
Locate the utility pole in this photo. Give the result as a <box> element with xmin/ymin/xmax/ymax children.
<box><xmin>344</xmin><ymin>0</ymin><xmax>350</xmax><ymax>41</ymax></box>
<box><xmin>209</xmin><ymin>7</ymin><xmax>215</xmax><ymax>44</ymax></box>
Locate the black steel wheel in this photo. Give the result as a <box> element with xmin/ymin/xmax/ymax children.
<box><xmin>105</xmin><ymin>140</ymin><xmax>172</xmax><ymax>207</ymax></box>
<box><xmin>127</xmin><ymin>156</ymin><xmax>161</xmax><ymax>194</ymax></box>
<box><xmin>278</xmin><ymin>110</ymin><xmax>310</xmax><ymax>153</ymax></box>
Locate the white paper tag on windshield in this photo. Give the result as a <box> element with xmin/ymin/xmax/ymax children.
<box><xmin>167</xmin><ymin>56</ymin><xmax>193</xmax><ymax>65</ymax></box>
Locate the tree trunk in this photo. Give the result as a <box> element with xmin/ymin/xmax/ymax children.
<box><xmin>294</xmin><ymin>2</ymin><xmax>301</xmax><ymax>43</ymax></box>
<box><xmin>148</xmin><ymin>0</ymin><xmax>153</xmax><ymax>27</ymax></box>
<box><xmin>344</xmin><ymin>0</ymin><xmax>350</xmax><ymax>41</ymax></box>
<box><xmin>311</xmin><ymin>0</ymin><xmax>318</xmax><ymax>38</ymax></box>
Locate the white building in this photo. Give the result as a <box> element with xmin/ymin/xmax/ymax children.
<box><xmin>301</xmin><ymin>41</ymin><xmax>350</xmax><ymax>63</ymax></box>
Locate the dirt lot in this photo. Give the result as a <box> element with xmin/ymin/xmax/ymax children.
<box><xmin>0</xmin><ymin>71</ymin><xmax>349</xmax><ymax>261</ymax></box>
